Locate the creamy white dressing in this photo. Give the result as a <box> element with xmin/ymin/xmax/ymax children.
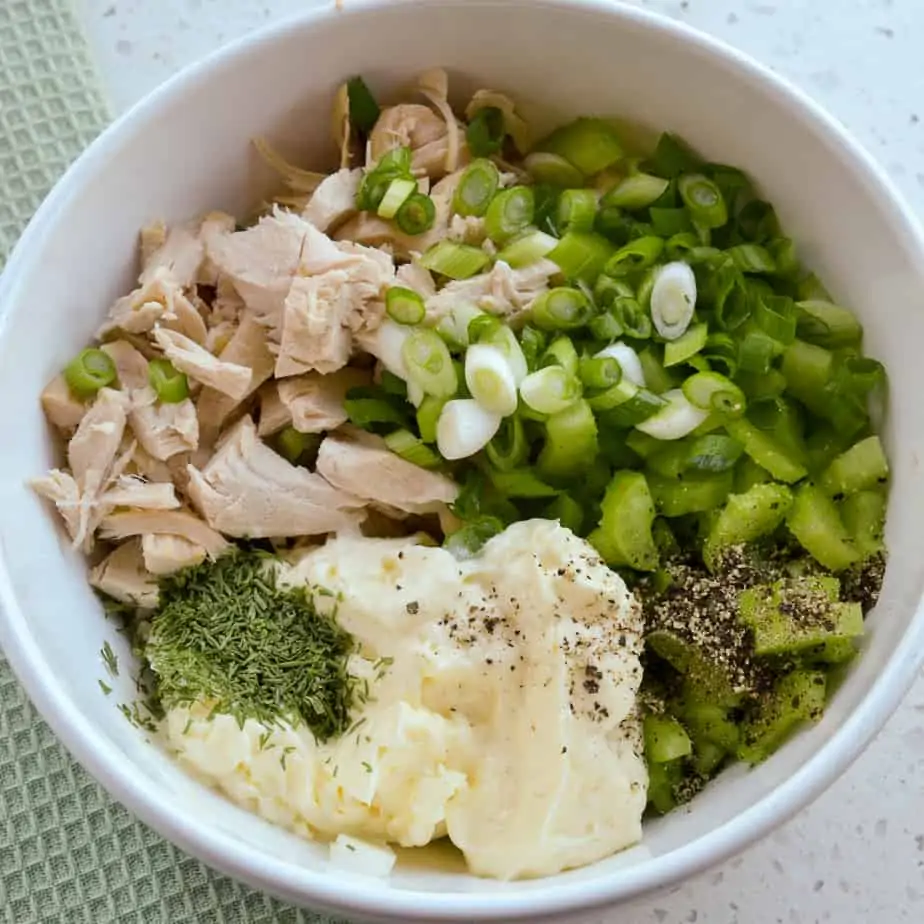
<box><xmin>162</xmin><ymin>519</ymin><xmax>647</xmax><ymax>880</ymax></box>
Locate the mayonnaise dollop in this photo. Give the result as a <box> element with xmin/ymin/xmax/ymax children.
<box><xmin>163</xmin><ymin>519</ymin><xmax>648</xmax><ymax>879</ymax></box>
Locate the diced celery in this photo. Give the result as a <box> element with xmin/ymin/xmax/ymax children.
<box><xmin>588</xmin><ymin>470</ymin><xmax>659</xmax><ymax>571</ymax></box>
<box><xmin>537</xmin><ymin>399</ymin><xmax>599</xmax><ymax>480</ymax></box>
<box><xmin>781</xmin><ymin>339</ymin><xmax>834</xmax><ymax>418</ymax></box>
<box><xmin>647</xmin><ymin>759</ymin><xmax>681</xmax><ymax>815</ymax></box>
<box><xmin>692</xmin><ymin>740</ymin><xmax>727</xmax><ymax>777</ymax></box>
<box><xmin>625</xmin><ymin>429</ymin><xmax>665</xmax><ymax>459</ymax></box>
<box><xmin>819</xmin><ymin>436</ymin><xmax>889</xmax><ymax>496</ymax></box>
<box><xmin>738</xmin><ymin>670</ymin><xmax>827</xmax><ymax>765</ymax></box>
<box><xmin>544</xmin><ymin>493</ymin><xmax>585</xmax><ymax>535</ymax></box>
<box><xmin>840</xmin><ymin>490</ymin><xmax>886</xmax><ymax>559</ymax></box>
<box><xmin>733</xmin><ymin>456</ymin><xmax>772</xmax><ymax>493</ymax></box>
<box><xmin>644</xmin><ymin>714</ymin><xmax>693</xmax><ymax>763</ymax></box>
<box><xmin>725</xmin><ymin>417</ymin><xmax>808</xmax><ymax>483</ymax></box>
<box><xmin>677</xmin><ymin>697</ymin><xmax>740</xmax><ymax>752</ymax></box>
<box><xmin>648</xmin><ymin>470</ymin><xmax>734</xmax><ymax>518</ymax></box>
<box><xmin>646</xmin><ymin>629</ymin><xmax>739</xmax><ymax>705</ymax></box>
<box><xmin>738</xmin><ymin>576</ymin><xmax>863</xmax><ymax>658</ymax></box>
<box><xmin>787</xmin><ymin>483</ymin><xmax>859</xmax><ymax>571</ymax></box>
<box><xmin>703</xmin><ymin>483</ymin><xmax>793</xmax><ymax>570</ymax></box>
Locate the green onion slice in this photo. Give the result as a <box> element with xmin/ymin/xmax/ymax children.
<box><xmin>678</xmin><ymin>173</ymin><xmax>728</xmax><ymax>228</ymax></box>
<box><xmin>604</xmin><ymin>236</ymin><xmax>665</xmax><ymax>277</ymax></box>
<box><xmin>531</xmin><ymin>287</ymin><xmax>595</xmax><ymax>331</ymax></box>
<box><xmin>466</xmin><ymin>106</ymin><xmax>506</xmax><ymax>157</ymax></box>
<box><xmin>519</xmin><ymin>366</ymin><xmax>582</xmax><ymax>415</ymax></box>
<box><xmin>147</xmin><ymin>358</ymin><xmax>188</xmax><ymax>404</ymax></box>
<box><xmin>453</xmin><ymin>159</ymin><xmax>500</xmax><ymax>217</ymax></box>
<box><xmin>603</xmin><ymin>173</ymin><xmax>670</xmax><ymax>211</ymax></box>
<box><xmin>419</xmin><ymin>241</ymin><xmax>490</xmax><ymax>279</ymax></box>
<box><xmin>557</xmin><ymin>189</ymin><xmax>598</xmax><ymax>234</ymax></box>
<box><xmin>485</xmin><ymin>185</ymin><xmax>535</xmax><ymax>242</ymax></box>
<box><xmin>523</xmin><ymin>152</ymin><xmax>585</xmax><ymax>188</ymax></box>
<box><xmin>64</xmin><ymin>348</ymin><xmax>117</xmax><ymax>399</ymax></box>
<box><xmin>385</xmin><ymin>286</ymin><xmax>426</xmax><ymax>325</ymax></box>
<box><xmin>377</xmin><ymin>177</ymin><xmax>417</xmax><ymax>219</ymax></box>
<box><xmin>682</xmin><ymin>371</ymin><xmax>746</xmax><ymax>418</ymax></box>
<box><xmin>401</xmin><ymin>328</ymin><xmax>458</xmax><ymax>398</ymax></box>
<box><xmin>346</xmin><ymin>76</ymin><xmax>380</xmax><ymax>133</ymax></box>
<box><xmin>395</xmin><ymin>193</ymin><xmax>437</xmax><ymax>235</ymax></box>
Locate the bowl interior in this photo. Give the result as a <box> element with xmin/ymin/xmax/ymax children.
<box><xmin>1</xmin><ymin>0</ymin><xmax>923</xmax><ymax>918</ymax></box>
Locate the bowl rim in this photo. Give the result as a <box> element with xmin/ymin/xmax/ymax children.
<box><xmin>2</xmin><ymin>0</ymin><xmax>924</xmax><ymax>919</ymax></box>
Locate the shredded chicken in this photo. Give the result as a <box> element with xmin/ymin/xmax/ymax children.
<box><xmin>90</xmin><ymin>540</ymin><xmax>159</xmax><ymax>608</ymax></box>
<box><xmin>369</xmin><ymin>103</ymin><xmax>458</xmax><ymax>179</ymax></box>
<box><xmin>129</xmin><ymin>386</ymin><xmax>200</xmax><ymax>461</ymax></box>
<box><xmin>40</xmin><ymin>375</ymin><xmax>87</xmax><ymax>433</ymax></box>
<box><xmin>100</xmin><ymin>339</ymin><xmax>150</xmax><ymax>391</ymax></box>
<box><xmin>316</xmin><ymin>431</ymin><xmax>459</xmax><ymax>515</ymax></box>
<box><xmin>186</xmin><ymin>416</ymin><xmax>365</xmax><ymax>538</ymax></box>
<box><xmin>331</xmin><ymin>82</ymin><xmax>352</xmax><ymax>169</ymax></box>
<box><xmin>99</xmin><ymin>508</ymin><xmax>230</xmax><ymax>559</ymax></box>
<box><xmin>197</xmin><ymin>212</ymin><xmax>237</xmax><ymax>286</ymax></box>
<box><xmin>152</xmin><ymin>327</ymin><xmax>252</xmax><ymax>399</ymax></box>
<box><xmin>141</xmin><ymin>533</ymin><xmax>207</xmax><ymax>575</ymax></box>
<box><xmin>465</xmin><ymin>89</ymin><xmax>531</xmax><ymax>153</ymax></box>
<box><xmin>256</xmin><ymin>383</ymin><xmax>292</xmax><ymax>437</ymax></box>
<box><xmin>139</xmin><ymin>222</ymin><xmax>204</xmax><ymax>290</ymax></box>
<box><xmin>101</xmin><ymin>475</ymin><xmax>180</xmax><ymax>510</ymax></box>
<box><xmin>277</xmin><ymin>367</ymin><xmax>370</xmax><ymax>433</ymax></box>
<box><xmin>395</xmin><ymin>262</ymin><xmax>436</xmax><ymax>297</ymax></box>
<box><xmin>416</xmin><ymin>68</ymin><xmax>466</xmax><ymax>176</ymax></box>
<box><xmin>302</xmin><ymin>168</ymin><xmax>362</xmax><ymax>233</ymax></box>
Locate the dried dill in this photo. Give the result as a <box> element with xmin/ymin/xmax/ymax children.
<box><xmin>145</xmin><ymin>548</ymin><xmax>358</xmax><ymax>742</ymax></box>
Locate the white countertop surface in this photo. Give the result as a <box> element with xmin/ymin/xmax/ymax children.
<box><xmin>74</xmin><ymin>1</ymin><xmax>924</xmax><ymax>921</ymax></box>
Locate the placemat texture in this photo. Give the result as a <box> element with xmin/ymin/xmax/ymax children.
<box><xmin>0</xmin><ymin>2</ymin><xmax>339</xmax><ymax>921</ymax></box>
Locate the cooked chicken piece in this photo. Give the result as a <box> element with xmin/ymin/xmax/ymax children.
<box><xmin>395</xmin><ymin>262</ymin><xmax>436</xmax><ymax>297</ymax></box>
<box><xmin>140</xmin><ymin>221</ymin><xmax>167</xmax><ymax>266</ymax></box>
<box><xmin>369</xmin><ymin>99</ymin><xmax>468</xmax><ymax>179</ymax></box>
<box><xmin>30</xmin><ymin>470</ymin><xmax>84</xmax><ymax>545</ymax></box>
<box><xmin>129</xmin><ymin>386</ymin><xmax>199</xmax><ymax>461</ymax></box>
<box><xmin>331</xmin><ymin>82</ymin><xmax>352</xmax><ymax>169</ymax></box>
<box><xmin>465</xmin><ymin>89</ymin><xmax>531</xmax><ymax>153</ymax></box>
<box><xmin>197</xmin><ymin>211</ymin><xmax>237</xmax><ymax>286</ymax></box>
<box><xmin>141</xmin><ymin>533</ymin><xmax>207</xmax><ymax>575</ymax></box>
<box><xmin>195</xmin><ymin>315</ymin><xmax>275</xmax><ymax>446</ymax></box>
<box><xmin>316</xmin><ymin>431</ymin><xmax>459</xmax><ymax>515</ymax></box>
<box><xmin>99</xmin><ymin>509</ymin><xmax>229</xmax><ymax>559</ymax></box>
<box><xmin>102</xmin><ymin>474</ymin><xmax>180</xmax><ymax>510</ymax></box>
<box><xmin>129</xmin><ymin>444</ymin><xmax>174</xmax><ymax>483</ymax></box>
<box><xmin>277</xmin><ymin>367</ymin><xmax>369</xmax><ymax>433</ymax></box>
<box><xmin>206</xmin><ymin>211</ymin><xmax>307</xmax><ymax>326</ymax></box>
<box><xmin>303</xmin><ymin>168</ymin><xmax>361</xmax><ymax>233</ymax></box>
<box><xmin>447</xmin><ymin>214</ymin><xmax>488</xmax><ymax>246</ymax></box>
<box><xmin>67</xmin><ymin>388</ymin><xmax>130</xmax><ymax>496</ymax></box>
<box><xmin>99</xmin><ymin>268</ymin><xmax>208</xmax><ymax>344</ymax></box>
<box><xmin>40</xmin><ymin>375</ymin><xmax>87</xmax><ymax>433</ymax></box>
<box><xmin>256</xmin><ymin>383</ymin><xmax>291</xmax><ymax>437</ymax></box>
<box><xmin>152</xmin><ymin>327</ymin><xmax>252</xmax><ymax>400</ymax></box>
<box><xmin>416</xmin><ymin>68</ymin><xmax>466</xmax><ymax>176</ymax></box>
<box><xmin>333</xmin><ymin>194</ymin><xmax>451</xmax><ymax>258</ymax></box>
<box><xmin>100</xmin><ymin>339</ymin><xmax>150</xmax><ymax>391</ymax></box>
<box><xmin>89</xmin><ymin>540</ymin><xmax>159</xmax><ymax>608</ymax></box>
<box><xmin>186</xmin><ymin>416</ymin><xmax>365</xmax><ymax>538</ymax></box>
<box><xmin>140</xmin><ymin>222</ymin><xmax>204</xmax><ymax>290</ymax></box>
<box><xmin>425</xmin><ymin>258</ymin><xmax>559</xmax><ymax>324</ymax></box>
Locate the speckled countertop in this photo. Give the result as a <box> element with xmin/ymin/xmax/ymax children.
<box><xmin>73</xmin><ymin>1</ymin><xmax>924</xmax><ymax>921</ymax></box>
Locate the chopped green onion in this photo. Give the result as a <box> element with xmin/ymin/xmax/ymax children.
<box><xmin>650</xmin><ymin>261</ymin><xmax>696</xmax><ymax>340</ymax></box>
<box><xmin>384</xmin><ymin>429</ymin><xmax>442</xmax><ymax>468</ymax></box>
<box><xmin>678</xmin><ymin>174</ymin><xmax>728</xmax><ymax>228</ymax></box>
<box><xmin>542</xmin><ymin>335</ymin><xmax>580</xmax><ymax>377</ymax></box>
<box><xmin>496</xmin><ymin>229</ymin><xmax>558</xmax><ymax>268</ymax></box>
<box><xmin>485</xmin><ymin>186</ymin><xmax>535</xmax><ymax>243</ymax></box>
<box><xmin>781</xmin><ymin>339</ymin><xmax>834</xmax><ymax>415</ymax></box>
<box><xmin>376</xmin><ymin>177</ymin><xmax>416</xmax><ymax>219</ymax></box>
<box><xmin>682</xmin><ymin>371</ymin><xmax>746</xmax><ymax>418</ymax></box>
<box><xmin>468</xmin><ymin>313</ymin><xmax>502</xmax><ymax>344</ymax></box>
<box><xmin>480</xmin><ymin>324</ymin><xmax>528</xmax><ymax>384</ymax></box>
<box><xmin>588</xmin><ymin>470</ymin><xmax>659</xmax><ymax>571</ymax></box>
<box><xmin>665</xmin><ymin>231</ymin><xmax>700</xmax><ymax>262</ymax></box>
<box><xmin>419</xmin><ymin>241</ymin><xmax>490</xmax><ymax>279</ymax></box>
<box><xmin>725</xmin><ymin>417</ymin><xmax>807</xmax><ymax>483</ymax></box>
<box><xmin>277</xmin><ymin>426</ymin><xmax>312</xmax><ymax>465</ymax></box>
<box><xmin>579</xmin><ymin>355</ymin><xmax>622</xmax><ymax>390</ymax></box>
<box><xmin>638</xmin><ymin>347</ymin><xmax>675</xmax><ymax>394</ymax></box>
<box><xmin>636</xmin><ymin>388</ymin><xmax>709</xmax><ymax>440</ymax></box>
<box><xmin>147</xmin><ymin>357</ymin><xmax>188</xmax><ymax>404</ymax></box>
<box><xmin>537</xmin><ymin>398</ymin><xmax>599</xmax><ymax>479</ymax></box>
<box><xmin>466</xmin><ymin>106</ymin><xmax>506</xmax><ymax>157</ymax></box>
<box><xmin>604</xmin><ymin>236</ymin><xmax>665</xmax><ymax>277</ymax></box>
<box><xmin>650</xmin><ymin>133</ymin><xmax>702</xmax><ymax>179</ymax></box>
<box><xmin>594</xmin><ymin>274</ymin><xmax>634</xmax><ymax>308</ymax></box>
<box><xmin>64</xmin><ymin>348</ymin><xmax>117</xmax><ymax>399</ymax></box>
<box><xmin>486</xmin><ymin>414</ymin><xmax>528</xmax><ymax>471</ymax></box>
<box><xmin>753</xmin><ymin>294</ymin><xmax>797</xmax><ymax>345</ymax></box>
<box><xmin>416</xmin><ymin>395</ymin><xmax>446</xmax><ymax>443</ymax></box>
<box><xmin>611</xmin><ymin>296</ymin><xmax>653</xmax><ymax>340</ymax></box>
<box><xmin>595</xmin><ymin>342</ymin><xmax>645</xmax><ymax>387</ymax></box>
<box><xmin>343</xmin><ymin>390</ymin><xmax>410</xmax><ymax>431</ymax></box>
<box><xmin>544</xmin><ymin>493</ymin><xmax>584</xmax><ymax>534</ymax></box>
<box><xmin>489</xmin><ymin>468</ymin><xmax>559</xmax><ymax>498</ymax></box>
<box><xmin>453</xmin><ymin>159</ymin><xmax>500</xmax><ymax>217</ymax></box>
<box><xmin>531</xmin><ymin>286</ymin><xmax>594</xmax><ymax>331</ymax></box>
<box><xmin>603</xmin><ymin>173</ymin><xmax>670</xmax><ymax>210</ymax></box>
<box><xmin>702</xmin><ymin>333</ymin><xmax>738</xmax><ymax>378</ymax></box>
<box><xmin>598</xmin><ymin>388</ymin><xmax>667</xmax><ymax>426</ymax></box>
<box><xmin>395</xmin><ymin>193</ymin><xmax>436</xmax><ymax>235</ymax></box>
<box><xmin>355</xmin><ymin>146</ymin><xmax>413</xmax><ymax>211</ymax></box>
<box><xmin>795</xmin><ymin>300</ymin><xmax>863</xmax><ymax>348</ymax></box>
<box><xmin>644</xmin><ymin>714</ymin><xmax>692</xmax><ymax>763</ymax></box>
<box><xmin>539</xmin><ymin>117</ymin><xmax>624</xmax><ymax>176</ymax></box>
<box><xmin>519</xmin><ymin>366</ymin><xmax>581</xmax><ymax>415</ymax></box>
<box><xmin>444</xmin><ymin>516</ymin><xmax>505</xmax><ymax>559</ymax></box>
<box><xmin>589</xmin><ymin>309</ymin><xmax>624</xmax><ymax>342</ymax></box>
<box><xmin>548</xmin><ymin>231</ymin><xmax>615</xmax><ymax>282</ymax></box>
<box><xmin>519</xmin><ymin>325</ymin><xmax>547</xmax><ymax>372</ymax></box>
<box><xmin>685</xmin><ymin>434</ymin><xmax>744</xmax><ymax>473</ymax></box>
<box><xmin>663</xmin><ymin>322</ymin><xmax>708</xmax><ymax>367</ymax></box>
<box><xmin>523</xmin><ymin>152</ymin><xmax>585</xmax><ymax>188</ymax></box>
<box><xmin>436</xmin><ymin>398</ymin><xmax>501</xmax><ymax>460</ymax></box>
<box><xmin>787</xmin><ymin>484</ymin><xmax>860</xmax><ymax>571</ymax></box>
<box><xmin>385</xmin><ymin>286</ymin><xmax>425</xmax><ymax>325</ymax></box>
<box><xmin>465</xmin><ymin>343</ymin><xmax>518</xmax><ymax>416</ymax></box>
<box><xmin>736</xmin><ymin>199</ymin><xmax>780</xmax><ymax>243</ymax></box>
<box><xmin>737</xmin><ymin>330</ymin><xmax>780</xmax><ymax>375</ymax></box>
<box><xmin>769</xmin><ymin>237</ymin><xmax>800</xmax><ymax>278</ymax></box>
<box><xmin>650</xmin><ymin>207</ymin><xmax>692</xmax><ymax>237</ymax></box>
<box><xmin>346</xmin><ymin>76</ymin><xmax>380</xmax><ymax>133</ymax></box>
<box><xmin>819</xmin><ymin>436</ymin><xmax>889</xmax><ymax>496</ymax></box>
<box><xmin>727</xmin><ymin>243</ymin><xmax>776</xmax><ymax>274</ymax></box>
<box><xmin>797</xmin><ymin>272</ymin><xmax>832</xmax><ymax>302</ymax></box>
<box><xmin>557</xmin><ymin>189</ymin><xmax>598</xmax><ymax>234</ymax></box>
<box><xmin>401</xmin><ymin>328</ymin><xmax>457</xmax><ymax>398</ymax></box>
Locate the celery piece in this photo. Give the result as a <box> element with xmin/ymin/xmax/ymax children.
<box><xmin>647</xmin><ymin>442</ymin><xmax>693</xmax><ymax>479</ymax></box>
<box><xmin>626</xmin><ymin>429</ymin><xmax>665</xmax><ymax>460</ymax></box>
<box><xmin>733</xmin><ymin>456</ymin><xmax>772</xmax><ymax>493</ymax></box>
<box><xmin>725</xmin><ymin>417</ymin><xmax>808</xmax><ymax>483</ymax></box>
<box><xmin>703</xmin><ymin>483</ymin><xmax>793</xmax><ymax>570</ymax></box>
<box><xmin>646</xmin><ymin>629</ymin><xmax>739</xmax><ymax>705</ymax></box>
<box><xmin>840</xmin><ymin>490</ymin><xmax>886</xmax><ymax>559</ymax></box>
<box><xmin>588</xmin><ymin>471</ymin><xmax>659</xmax><ymax>571</ymax></box>
<box><xmin>649</xmin><ymin>470</ymin><xmax>734</xmax><ymax>518</ymax></box>
<box><xmin>735</xmin><ymin>368</ymin><xmax>787</xmax><ymax>401</ymax></box>
<box><xmin>787</xmin><ymin>484</ymin><xmax>860</xmax><ymax>571</ymax></box>
<box><xmin>647</xmin><ymin>759</ymin><xmax>681</xmax><ymax>815</ymax></box>
<box><xmin>537</xmin><ymin>399</ymin><xmax>599</xmax><ymax>480</ymax></box>
<box><xmin>738</xmin><ymin>670</ymin><xmax>827</xmax><ymax>765</ymax></box>
<box><xmin>678</xmin><ymin>697</ymin><xmax>740</xmax><ymax>752</ymax></box>
<box><xmin>693</xmin><ymin>739</ymin><xmax>727</xmax><ymax>777</ymax></box>
<box><xmin>738</xmin><ymin>576</ymin><xmax>863</xmax><ymax>658</ymax></box>
<box><xmin>644</xmin><ymin>714</ymin><xmax>693</xmax><ymax>763</ymax></box>
<box><xmin>781</xmin><ymin>339</ymin><xmax>834</xmax><ymax>417</ymax></box>
<box><xmin>819</xmin><ymin>436</ymin><xmax>889</xmax><ymax>497</ymax></box>
<box><xmin>544</xmin><ymin>493</ymin><xmax>585</xmax><ymax>535</ymax></box>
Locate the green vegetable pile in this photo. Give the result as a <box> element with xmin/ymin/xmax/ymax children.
<box><xmin>342</xmin><ymin>88</ymin><xmax>891</xmax><ymax>811</ymax></box>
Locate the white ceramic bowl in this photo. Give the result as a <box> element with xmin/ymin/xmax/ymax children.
<box><xmin>2</xmin><ymin>1</ymin><xmax>924</xmax><ymax>921</ymax></box>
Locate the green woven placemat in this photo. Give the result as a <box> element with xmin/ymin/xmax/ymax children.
<box><xmin>0</xmin><ymin>3</ymin><xmax>341</xmax><ymax>921</ymax></box>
